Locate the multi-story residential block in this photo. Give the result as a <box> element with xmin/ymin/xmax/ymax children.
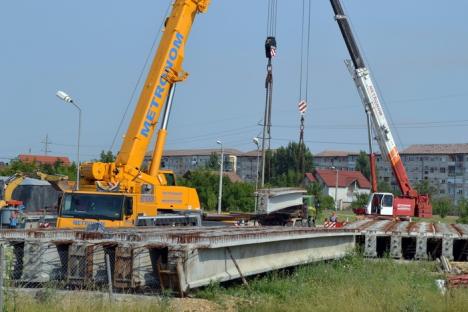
<box><xmin>146</xmin><ymin>148</ymin><xmax>262</xmax><ymax>182</ymax></box>
<box><xmin>236</xmin><ymin>150</ymin><xmax>261</xmax><ymax>183</ymax></box>
<box><xmin>313</xmin><ymin>144</ymin><xmax>468</xmax><ymax>203</ymax></box>
<box><xmin>314</xmin><ymin>150</ymin><xmax>359</xmax><ymax>171</ymax></box>
<box><xmin>147</xmin><ymin>148</ymin><xmax>242</xmax><ymax>177</ymax></box>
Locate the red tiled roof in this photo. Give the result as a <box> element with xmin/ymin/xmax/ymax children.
<box><xmin>304</xmin><ymin>172</ymin><xmax>316</xmax><ymax>182</ymax></box>
<box><xmin>314</xmin><ymin>169</ymin><xmax>370</xmax><ymax>189</ymax></box>
<box><xmin>18</xmin><ymin>154</ymin><xmax>71</xmax><ymax>166</ymax></box>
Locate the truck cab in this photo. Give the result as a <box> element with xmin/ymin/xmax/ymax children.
<box><xmin>56</xmin><ymin>191</ymin><xmax>135</xmax><ymax>228</ymax></box>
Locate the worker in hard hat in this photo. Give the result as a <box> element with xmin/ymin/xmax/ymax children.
<box><xmin>304</xmin><ymin>196</ymin><xmax>316</xmax><ymax>227</ymax></box>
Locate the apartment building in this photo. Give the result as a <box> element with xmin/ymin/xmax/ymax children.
<box><xmin>145</xmin><ymin>148</ymin><xmax>261</xmax><ymax>182</ymax></box>
<box><xmin>313</xmin><ymin>144</ymin><xmax>468</xmax><ymax>203</ymax></box>
<box><xmin>146</xmin><ymin>148</ymin><xmax>241</xmax><ymax>176</ymax></box>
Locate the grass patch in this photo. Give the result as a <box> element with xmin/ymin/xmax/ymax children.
<box><xmin>196</xmin><ymin>254</ymin><xmax>468</xmax><ymax>312</ymax></box>
<box><xmin>2</xmin><ymin>255</ymin><xmax>467</xmax><ymax>311</ymax></box>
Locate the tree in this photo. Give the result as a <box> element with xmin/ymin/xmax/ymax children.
<box><xmin>223</xmin><ymin>181</ymin><xmax>255</xmax><ymax>212</ymax></box>
<box><xmin>179</xmin><ymin>170</ymin><xmax>219</xmax><ymax>210</ymax></box>
<box><xmin>355</xmin><ymin>151</ymin><xmax>370</xmax><ymax>180</ymax></box>
<box><xmin>457</xmin><ymin>198</ymin><xmax>468</xmax><ymax>223</ymax></box>
<box><xmin>179</xmin><ymin>169</ymin><xmax>255</xmax><ymax>212</ymax></box>
<box><xmin>0</xmin><ymin>159</ymin><xmax>77</xmax><ymax>180</ymax></box>
<box><xmin>99</xmin><ymin>150</ymin><xmax>115</xmax><ymax>163</ymax></box>
<box><xmin>377</xmin><ymin>180</ymin><xmax>401</xmax><ymax>196</ymax></box>
<box><xmin>432</xmin><ymin>197</ymin><xmax>452</xmax><ymax>219</ymax></box>
<box><xmin>206</xmin><ymin>152</ymin><xmax>219</xmax><ymax>170</ymax></box>
<box><xmin>320</xmin><ymin>195</ymin><xmax>335</xmax><ymax>210</ymax></box>
<box><xmin>265</xmin><ymin>142</ymin><xmax>313</xmax><ymax>186</ymax></box>
<box><xmin>306</xmin><ymin>182</ymin><xmax>325</xmax><ymax>216</ymax></box>
<box><xmin>414</xmin><ymin>180</ymin><xmax>438</xmax><ymax>198</ymax></box>
<box><xmin>350</xmin><ymin>193</ymin><xmax>369</xmax><ymax>210</ymax></box>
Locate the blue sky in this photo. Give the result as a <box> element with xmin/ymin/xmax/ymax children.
<box><xmin>1</xmin><ymin>0</ymin><xmax>467</xmax><ymax>162</ymax></box>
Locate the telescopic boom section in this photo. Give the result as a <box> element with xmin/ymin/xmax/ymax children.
<box><xmin>116</xmin><ymin>0</ymin><xmax>210</xmax><ymax>171</ymax></box>
<box><xmin>330</xmin><ymin>0</ymin><xmax>416</xmax><ymax>197</ymax></box>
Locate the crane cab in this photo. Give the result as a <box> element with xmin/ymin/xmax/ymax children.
<box><xmin>366</xmin><ymin>192</ymin><xmax>393</xmax><ymax>216</ymax></box>
<box><xmin>365</xmin><ymin>192</ymin><xmax>415</xmax><ymax>217</ymax></box>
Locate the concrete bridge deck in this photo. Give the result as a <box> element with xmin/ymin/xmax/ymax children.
<box><xmin>344</xmin><ymin>220</ymin><xmax>468</xmax><ymax>261</ymax></box>
<box><xmin>0</xmin><ymin>226</ymin><xmax>355</xmax><ymax>295</ymax></box>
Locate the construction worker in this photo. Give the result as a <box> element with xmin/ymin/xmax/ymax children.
<box><xmin>9</xmin><ymin>210</ymin><xmax>18</xmax><ymax>229</ymax></box>
<box><xmin>303</xmin><ymin>196</ymin><xmax>316</xmax><ymax>227</ymax></box>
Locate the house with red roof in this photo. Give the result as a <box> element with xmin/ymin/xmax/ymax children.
<box><xmin>18</xmin><ymin>154</ymin><xmax>71</xmax><ymax>166</ymax></box>
<box><xmin>304</xmin><ymin>169</ymin><xmax>370</xmax><ymax>209</ymax></box>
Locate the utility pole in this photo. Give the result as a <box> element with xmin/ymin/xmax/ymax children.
<box><xmin>217</xmin><ymin>140</ymin><xmax>224</xmax><ymax>214</ymax></box>
<box><xmin>253</xmin><ymin>137</ymin><xmax>260</xmax><ymax>213</ymax></box>
<box><xmin>41</xmin><ymin>134</ymin><xmax>52</xmax><ymax>155</ymax></box>
<box><xmin>331</xmin><ymin>166</ymin><xmax>339</xmax><ymax>211</ymax></box>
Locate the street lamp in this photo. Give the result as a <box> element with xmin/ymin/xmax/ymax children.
<box><xmin>56</xmin><ymin>90</ymin><xmax>81</xmax><ymax>191</ymax></box>
<box><xmin>216</xmin><ymin>140</ymin><xmax>224</xmax><ymax>214</ymax></box>
<box><xmin>252</xmin><ymin>137</ymin><xmax>260</xmax><ymax>213</ymax></box>
<box><xmin>331</xmin><ymin>166</ymin><xmax>339</xmax><ymax>211</ymax></box>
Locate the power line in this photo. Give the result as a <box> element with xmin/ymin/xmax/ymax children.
<box><xmin>41</xmin><ymin>134</ymin><xmax>52</xmax><ymax>155</ymax></box>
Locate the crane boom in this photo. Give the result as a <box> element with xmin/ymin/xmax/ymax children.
<box><xmin>330</xmin><ymin>0</ymin><xmax>414</xmax><ymax>197</ymax></box>
<box><xmin>56</xmin><ymin>0</ymin><xmax>210</xmax><ymax>228</ymax></box>
<box><xmin>116</xmin><ymin>0</ymin><xmax>209</xmax><ymax>172</ymax></box>
<box><xmin>330</xmin><ymin>0</ymin><xmax>431</xmax><ymax>217</ymax></box>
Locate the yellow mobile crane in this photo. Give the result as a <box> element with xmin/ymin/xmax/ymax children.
<box><xmin>56</xmin><ymin>0</ymin><xmax>210</xmax><ymax>229</ymax></box>
<box><xmin>0</xmin><ymin>173</ymin><xmax>25</xmax><ymax>209</ymax></box>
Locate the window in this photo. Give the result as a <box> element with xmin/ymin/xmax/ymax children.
<box><xmin>164</xmin><ymin>173</ymin><xmax>176</xmax><ymax>186</ymax></box>
<box><xmin>382</xmin><ymin>194</ymin><xmax>393</xmax><ymax>207</ymax></box>
<box><xmin>60</xmin><ymin>193</ymin><xmax>126</xmax><ymax>221</ymax></box>
<box><xmin>440</xmin><ymin>167</ymin><xmax>446</xmax><ymax>173</ymax></box>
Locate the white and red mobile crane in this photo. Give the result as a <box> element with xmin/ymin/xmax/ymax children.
<box><xmin>330</xmin><ymin>0</ymin><xmax>432</xmax><ymax>218</ymax></box>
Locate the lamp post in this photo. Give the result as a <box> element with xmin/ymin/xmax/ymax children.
<box><xmin>216</xmin><ymin>140</ymin><xmax>224</xmax><ymax>214</ymax></box>
<box><xmin>331</xmin><ymin>166</ymin><xmax>339</xmax><ymax>211</ymax></box>
<box><xmin>56</xmin><ymin>90</ymin><xmax>81</xmax><ymax>191</ymax></box>
<box><xmin>253</xmin><ymin>137</ymin><xmax>260</xmax><ymax>213</ymax></box>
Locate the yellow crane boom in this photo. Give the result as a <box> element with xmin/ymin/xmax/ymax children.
<box><xmin>57</xmin><ymin>0</ymin><xmax>210</xmax><ymax>228</ymax></box>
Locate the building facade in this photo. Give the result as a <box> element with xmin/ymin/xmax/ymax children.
<box><xmin>145</xmin><ymin>148</ymin><xmax>261</xmax><ymax>183</ymax></box>
<box><xmin>304</xmin><ymin>169</ymin><xmax>371</xmax><ymax>209</ymax></box>
<box><xmin>313</xmin><ymin>144</ymin><xmax>468</xmax><ymax>203</ymax></box>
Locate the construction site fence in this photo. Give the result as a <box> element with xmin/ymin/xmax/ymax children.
<box><xmin>0</xmin><ymin>240</ymin><xmax>170</xmax><ymax>306</ymax></box>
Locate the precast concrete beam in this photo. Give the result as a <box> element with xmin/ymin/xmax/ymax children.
<box><xmin>390</xmin><ymin>233</ymin><xmax>402</xmax><ymax>259</ymax></box>
<box><xmin>21</xmin><ymin>241</ymin><xmax>62</xmax><ymax>282</ymax></box>
<box><xmin>415</xmin><ymin>235</ymin><xmax>428</xmax><ymax>260</ymax></box>
<box><xmin>180</xmin><ymin>234</ymin><xmax>354</xmax><ymax>291</ymax></box>
<box><xmin>364</xmin><ymin>233</ymin><xmax>377</xmax><ymax>258</ymax></box>
<box><xmin>442</xmin><ymin>234</ymin><xmax>454</xmax><ymax>261</ymax></box>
